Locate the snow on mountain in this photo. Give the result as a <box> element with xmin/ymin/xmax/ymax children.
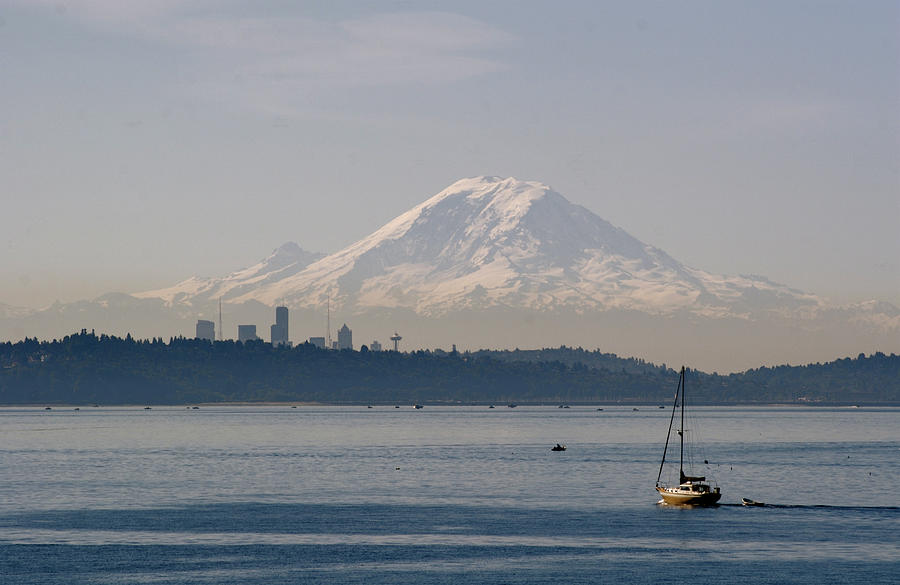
<box><xmin>133</xmin><ymin>242</ymin><xmax>325</xmax><ymax>306</ymax></box>
<box><xmin>146</xmin><ymin>175</ymin><xmax>822</xmax><ymax>319</ymax></box>
<box><xmin>0</xmin><ymin>302</ymin><xmax>34</xmax><ymax>319</ymax></box>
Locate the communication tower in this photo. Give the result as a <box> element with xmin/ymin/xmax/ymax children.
<box><xmin>326</xmin><ymin>294</ymin><xmax>332</xmax><ymax>349</ymax></box>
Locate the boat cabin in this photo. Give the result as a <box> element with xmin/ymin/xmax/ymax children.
<box><xmin>674</xmin><ymin>482</ymin><xmax>719</xmax><ymax>494</ymax></box>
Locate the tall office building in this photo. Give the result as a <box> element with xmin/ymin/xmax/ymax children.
<box><xmin>195</xmin><ymin>320</ymin><xmax>215</xmax><ymax>342</ymax></box>
<box><xmin>238</xmin><ymin>325</ymin><xmax>259</xmax><ymax>343</ymax></box>
<box><xmin>277</xmin><ymin>306</ymin><xmax>288</xmax><ymax>340</ymax></box>
<box><xmin>308</xmin><ymin>337</ymin><xmax>326</xmax><ymax>349</ymax></box>
<box><xmin>337</xmin><ymin>323</ymin><xmax>353</xmax><ymax>350</ymax></box>
<box><xmin>271</xmin><ymin>306</ymin><xmax>289</xmax><ymax>347</ymax></box>
<box><xmin>370</xmin><ymin>340</ymin><xmax>382</xmax><ymax>352</ymax></box>
<box><xmin>270</xmin><ymin>324</ymin><xmax>285</xmax><ymax>346</ymax></box>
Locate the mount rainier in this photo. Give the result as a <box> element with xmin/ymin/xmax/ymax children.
<box><xmin>2</xmin><ymin>176</ymin><xmax>896</xmax><ymax>371</ymax></box>
<box><xmin>137</xmin><ymin>176</ymin><xmax>822</xmax><ymax>320</ymax></box>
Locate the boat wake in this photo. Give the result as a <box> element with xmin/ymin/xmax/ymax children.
<box><xmin>724</xmin><ymin>503</ymin><xmax>899</xmax><ymax>511</ymax></box>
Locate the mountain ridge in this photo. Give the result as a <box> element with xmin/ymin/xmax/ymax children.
<box><xmin>0</xmin><ymin>176</ymin><xmax>896</xmax><ymax>372</ymax></box>
<box><xmin>133</xmin><ymin>242</ymin><xmax>326</xmax><ymax>306</ymax></box>
<box><xmin>135</xmin><ymin>176</ymin><xmax>829</xmax><ymax>321</ymax></box>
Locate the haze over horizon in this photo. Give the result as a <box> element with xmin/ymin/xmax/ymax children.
<box><xmin>2</xmin><ymin>1</ymin><xmax>898</xmax><ymax>315</ymax></box>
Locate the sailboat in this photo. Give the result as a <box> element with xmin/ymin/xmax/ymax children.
<box><xmin>655</xmin><ymin>366</ymin><xmax>721</xmax><ymax>506</ymax></box>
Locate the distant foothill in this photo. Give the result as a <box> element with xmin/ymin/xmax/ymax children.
<box><xmin>1</xmin><ymin>329</ymin><xmax>897</xmax><ymax>406</ymax></box>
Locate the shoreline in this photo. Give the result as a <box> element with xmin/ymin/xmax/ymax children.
<box><xmin>4</xmin><ymin>401</ymin><xmax>899</xmax><ymax>408</ymax></box>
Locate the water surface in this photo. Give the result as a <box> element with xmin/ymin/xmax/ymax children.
<box><xmin>1</xmin><ymin>406</ymin><xmax>896</xmax><ymax>583</ymax></box>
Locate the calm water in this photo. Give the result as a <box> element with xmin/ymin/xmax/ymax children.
<box><xmin>0</xmin><ymin>405</ymin><xmax>897</xmax><ymax>584</ymax></box>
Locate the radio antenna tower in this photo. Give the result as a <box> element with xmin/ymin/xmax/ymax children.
<box><xmin>326</xmin><ymin>294</ymin><xmax>332</xmax><ymax>349</ymax></box>
<box><xmin>218</xmin><ymin>298</ymin><xmax>223</xmax><ymax>341</ymax></box>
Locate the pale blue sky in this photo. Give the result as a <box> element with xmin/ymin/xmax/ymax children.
<box><xmin>2</xmin><ymin>0</ymin><xmax>898</xmax><ymax>308</ymax></box>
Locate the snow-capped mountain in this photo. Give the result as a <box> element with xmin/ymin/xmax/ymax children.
<box><xmin>2</xmin><ymin>176</ymin><xmax>896</xmax><ymax>371</ymax></box>
<box><xmin>139</xmin><ymin>176</ymin><xmax>822</xmax><ymax>320</ymax></box>
<box><xmin>134</xmin><ymin>242</ymin><xmax>325</xmax><ymax>306</ymax></box>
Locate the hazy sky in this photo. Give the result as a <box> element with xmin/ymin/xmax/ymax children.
<box><xmin>2</xmin><ymin>0</ymin><xmax>898</xmax><ymax>309</ymax></box>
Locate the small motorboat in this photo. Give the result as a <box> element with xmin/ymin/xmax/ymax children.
<box><xmin>551</xmin><ymin>443</ymin><xmax>567</xmax><ymax>451</ymax></box>
<box><xmin>741</xmin><ymin>498</ymin><xmax>765</xmax><ymax>507</ymax></box>
<box><xmin>414</xmin><ymin>404</ymin><xmax>423</xmax><ymax>409</ymax></box>
<box><xmin>507</xmin><ymin>404</ymin><xmax>517</xmax><ymax>408</ymax></box>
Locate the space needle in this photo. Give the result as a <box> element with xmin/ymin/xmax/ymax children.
<box><xmin>390</xmin><ymin>332</ymin><xmax>402</xmax><ymax>352</ymax></box>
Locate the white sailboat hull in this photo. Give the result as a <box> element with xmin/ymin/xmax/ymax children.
<box><xmin>656</xmin><ymin>485</ymin><xmax>721</xmax><ymax>506</ymax></box>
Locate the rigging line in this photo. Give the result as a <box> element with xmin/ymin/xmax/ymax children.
<box><xmin>680</xmin><ymin>366</ymin><xmax>686</xmax><ymax>479</ymax></box>
<box><xmin>656</xmin><ymin>367</ymin><xmax>682</xmax><ymax>484</ymax></box>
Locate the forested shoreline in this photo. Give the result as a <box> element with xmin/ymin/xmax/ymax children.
<box><xmin>1</xmin><ymin>330</ymin><xmax>897</xmax><ymax>405</ymax></box>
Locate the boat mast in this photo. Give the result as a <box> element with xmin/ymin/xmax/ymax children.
<box><xmin>656</xmin><ymin>367</ymin><xmax>683</xmax><ymax>485</ymax></box>
<box><xmin>679</xmin><ymin>365</ymin><xmax>685</xmax><ymax>482</ymax></box>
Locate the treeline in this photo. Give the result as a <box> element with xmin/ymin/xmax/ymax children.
<box><xmin>0</xmin><ymin>330</ymin><xmax>897</xmax><ymax>405</ymax></box>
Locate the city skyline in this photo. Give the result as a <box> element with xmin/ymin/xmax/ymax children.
<box><xmin>1</xmin><ymin>1</ymin><xmax>897</xmax><ymax>312</ymax></box>
<box><xmin>205</xmin><ymin>305</ymin><xmax>392</xmax><ymax>353</ymax></box>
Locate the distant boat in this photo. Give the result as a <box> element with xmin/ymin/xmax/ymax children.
<box><xmin>507</xmin><ymin>404</ymin><xmax>517</xmax><ymax>408</ymax></box>
<box><xmin>367</xmin><ymin>405</ymin><xmax>373</xmax><ymax>409</ymax></box>
<box><xmin>395</xmin><ymin>405</ymin><xmax>400</xmax><ymax>409</ymax></box>
<box><xmin>655</xmin><ymin>366</ymin><xmax>722</xmax><ymax>506</ymax></box>
<box><xmin>144</xmin><ymin>406</ymin><xmax>152</xmax><ymax>410</ymax></box>
<box><xmin>44</xmin><ymin>407</ymin><xmax>51</xmax><ymax>411</ymax></box>
<box><xmin>741</xmin><ymin>498</ymin><xmax>765</xmax><ymax>507</ymax></box>
<box><xmin>596</xmin><ymin>408</ymin><xmax>604</xmax><ymax>411</ymax></box>
<box><xmin>489</xmin><ymin>405</ymin><xmax>495</xmax><ymax>409</ymax></box>
<box><xmin>551</xmin><ymin>443</ymin><xmax>567</xmax><ymax>451</ymax></box>
<box><xmin>414</xmin><ymin>404</ymin><xmax>423</xmax><ymax>409</ymax></box>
